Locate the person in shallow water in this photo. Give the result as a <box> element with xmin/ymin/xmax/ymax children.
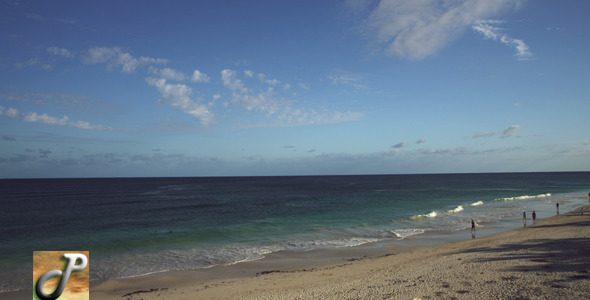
<box><xmin>532</xmin><ymin>211</ymin><xmax>536</xmax><ymax>221</ymax></box>
<box><xmin>471</xmin><ymin>219</ymin><xmax>476</xmax><ymax>239</ymax></box>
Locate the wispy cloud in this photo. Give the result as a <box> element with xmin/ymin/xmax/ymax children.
<box><xmin>222</xmin><ymin>69</ymin><xmax>282</xmax><ymax>115</ymax></box>
<box><xmin>47</xmin><ymin>47</ymin><xmax>75</xmax><ymax>58</ymax></box>
<box><xmin>0</xmin><ymin>106</ymin><xmax>113</xmax><ymax>131</ymax></box>
<box><xmin>327</xmin><ymin>72</ymin><xmax>368</xmax><ymax>89</ymax></box>
<box><xmin>257</xmin><ymin>73</ymin><xmax>280</xmax><ymax>85</ymax></box>
<box><xmin>472</xmin><ymin>20</ymin><xmax>533</xmax><ymax>60</ymax></box>
<box><xmin>15</xmin><ymin>58</ymin><xmax>53</xmax><ymax>70</ymax></box>
<box><xmin>222</xmin><ymin>69</ymin><xmax>365</xmax><ymax>127</ymax></box>
<box><xmin>82</xmin><ymin>47</ymin><xmax>168</xmax><ymax>73</ymax></box>
<box><xmin>0</xmin><ymin>92</ymin><xmax>126</xmax><ymax>115</ymax></box>
<box><xmin>356</xmin><ymin>0</ymin><xmax>525</xmax><ymax>60</ymax></box>
<box><xmin>273</xmin><ymin>108</ymin><xmax>365</xmax><ymax>128</ymax></box>
<box><xmin>473</xmin><ymin>125</ymin><xmax>523</xmax><ymax>138</ymax></box>
<box><xmin>39</xmin><ymin>46</ymin><xmax>363</xmax><ymax>129</ymax></box>
<box><xmin>26</xmin><ymin>13</ymin><xmax>45</xmax><ymax>22</ymax></box>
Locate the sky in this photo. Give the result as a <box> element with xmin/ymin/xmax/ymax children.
<box><xmin>1</xmin><ymin>0</ymin><xmax>589</xmax><ymax>178</ymax></box>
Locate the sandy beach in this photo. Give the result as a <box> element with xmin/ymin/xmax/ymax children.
<box><xmin>82</xmin><ymin>205</ymin><xmax>590</xmax><ymax>299</ymax></box>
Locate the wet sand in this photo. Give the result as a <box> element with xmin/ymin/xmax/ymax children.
<box><xmin>85</xmin><ymin>205</ymin><xmax>590</xmax><ymax>299</ymax></box>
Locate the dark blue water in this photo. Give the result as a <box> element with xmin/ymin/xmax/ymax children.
<box><xmin>1</xmin><ymin>172</ymin><xmax>589</xmax><ymax>292</ymax></box>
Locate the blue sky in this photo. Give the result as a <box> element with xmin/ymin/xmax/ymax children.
<box><xmin>1</xmin><ymin>0</ymin><xmax>589</xmax><ymax>178</ymax></box>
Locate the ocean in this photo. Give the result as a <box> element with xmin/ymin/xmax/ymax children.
<box><xmin>2</xmin><ymin>172</ymin><xmax>589</xmax><ymax>292</ymax></box>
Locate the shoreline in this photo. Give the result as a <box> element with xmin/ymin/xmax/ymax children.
<box><xmin>92</xmin><ymin>205</ymin><xmax>589</xmax><ymax>299</ymax></box>
<box><xmin>9</xmin><ymin>204</ymin><xmax>589</xmax><ymax>299</ymax></box>
<box><xmin>87</xmin><ymin>205</ymin><xmax>590</xmax><ymax>298</ymax></box>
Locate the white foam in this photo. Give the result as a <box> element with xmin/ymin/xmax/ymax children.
<box><xmin>284</xmin><ymin>237</ymin><xmax>379</xmax><ymax>251</ymax></box>
<box><xmin>392</xmin><ymin>228</ymin><xmax>425</xmax><ymax>239</ymax></box>
<box><xmin>470</xmin><ymin>201</ymin><xmax>484</xmax><ymax>206</ymax></box>
<box><xmin>495</xmin><ymin>193</ymin><xmax>552</xmax><ymax>201</ymax></box>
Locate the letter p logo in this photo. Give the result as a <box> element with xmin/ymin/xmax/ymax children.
<box><xmin>34</xmin><ymin>251</ymin><xmax>89</xmax><ymax>300</ymax></box>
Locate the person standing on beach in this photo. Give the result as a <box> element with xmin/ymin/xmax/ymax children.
<box><xmin>471</xmin><ymin>219</ymin><xmax>476</xmax><ymax>239</ymax></box>
<box><xmin>532</xmin><ymin>211</ymin><xmax>536</xmax><ymax>222</ymax></box>
<box><xmin>523</xmin><ymin>211</ymin><xmax>527</xmax><ymax>227</ymax></box>
<box><xmin>556</xmin><ymin>202</ymin><xmax>559</xmax><ymax>215</ymax></box>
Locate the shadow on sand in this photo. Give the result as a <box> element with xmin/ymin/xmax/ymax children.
<box><xmin>455</xmin><ymin>215</ymin><xmax>590</xmax><ymax>288</ymax></box>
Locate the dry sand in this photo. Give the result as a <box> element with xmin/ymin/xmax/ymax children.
<box><xmin>86</xmin><ymin>205</ymin><xmax>590</xmax><ymax>299</ymax></box>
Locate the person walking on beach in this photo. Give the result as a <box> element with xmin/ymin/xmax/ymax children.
<box><xmin>532</xmin><ymin>211</ymin><xmax>536</xmax><ymax>222</ymax></box>
<box><xmin>471</xmin><ymin>219</ymin><xmax>476</xmax><ymax>239</ymax></box>
<box><xmin>556</xmin><ymin>202</ymin><xmax>559</xmax><ymax>215</ymax></box>
<box><xmin>523</xmin><ymin>211</ymin><xmax>527</xmax><ymax>227</ymax></box>
<box><xmin>581</xmin><ymin>207</ymin><xmax>584</xmax><ymax>216</ymax></box>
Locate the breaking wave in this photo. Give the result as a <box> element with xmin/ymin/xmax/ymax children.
<box><xmin>446</xmin><ymin>205</ymin><xmax>464</xmax><ymax>213</ymax></box>
<box><xmin>410</xmin><ymin>211</ymin><xmax>438</xmax><ymax>220</ymax></box>
<box><xmin>495</xmin><ymin>193</ymin><xmax>551</xmax><ymax>201</ymax></box>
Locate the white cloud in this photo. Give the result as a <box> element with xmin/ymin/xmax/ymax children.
<box><xmin>23</xmin><ymin>112</ymin><xmax>69</xmax><ymax>126</ymax></box>
<box><xmin>221</xmin><ymin>70</ymin><xmax>291</xmax><ymax>115</ymax></box>
<box><xmin>149</xmin><ymin>67</ymin><xmax>188</xmax><ymax>81</ymax></box>
<box><xmin>0</xmin><ymin>106</ymin><xmax>112</xmax><ymax>130</ymax></box>
<box><xmin>82</xmin><ymin>47</ymin><xmax>118</xmax><ymax>64</ymax></box>
<box><xmin>472</xmin><ymin>20</ymin><xmax>533</xmax><ymax>60</ymax></box>
<box><xmin>221</xmin><ymin>69</ymin><xmax>247</xmax><ymax>92</ymax></box>
<box><xmin>82</xmin><ymin>47</ymin><xmax>168</xmax><ymax>73</ymax></box>
<box><xmin>360</xmin><ymin>0</ymin><xmax>525</xmax><ymax>60</ymax></box>
<box><xmin>146</xmin><ymin>78</ymin><xmax>215</xmax><ymax>126</ymax></box>
<box><xmin>223</xmin><ymin>69</ymin><xmax>283</xmax><ymax>114</ymax></box>
<box><xmin>0</xmin><ymin>106</ymin><xmax>19</xmax><ymax>119</ymax></box>
<box><xmin>232</xmin><ymin>87</ymin><xmax>283</xmax><ymax>115</ymax></box>
<box><xmin>191</xmin><ymin>70</ymin><xmax>211</xmax><ymax>83</ymax></box>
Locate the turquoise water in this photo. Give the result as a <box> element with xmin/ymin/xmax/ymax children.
<box><xmin>1</xmin><ymin>172</ymin><xmax>589</xmax><ymax>292</ymax></box>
